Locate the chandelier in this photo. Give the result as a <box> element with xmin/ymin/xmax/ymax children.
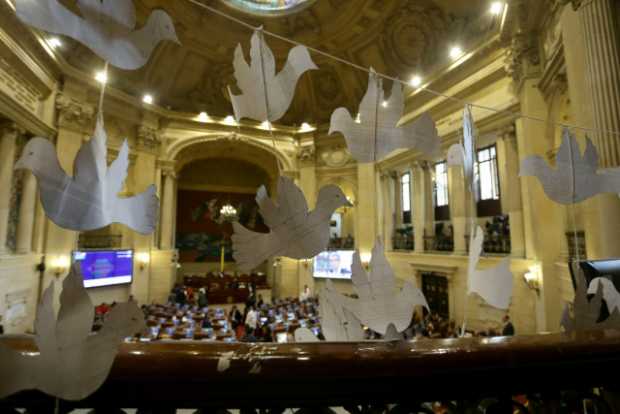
<box><xmin>219</xmin><ymin>204</ymin><xmax>238</xmax><ymax>222</ymax></box>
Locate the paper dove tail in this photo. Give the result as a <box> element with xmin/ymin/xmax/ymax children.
<box><xmin>111</xmin><ymin>185</ymin><xmax>159</xmax><ymax>235</ymax></box>
<box><xmin>232</xmin><ymin>222</ymin><xmax>275</xmax><ymax>273</ymax></box>
<box><xmin>328</xmin><ymin>107</ymin><xmax>353</xmax><ymax>136</ymax></box>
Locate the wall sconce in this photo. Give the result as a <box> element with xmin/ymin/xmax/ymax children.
<box><xmin>273</xmin><ymin>257</ymin><xmax>282</xmax><ymax>268</ymax></box>
<box><xmin>360</xmin><ymin>252</ymin><xmax>372</xmax><ymax>270</ymax></box>
<box><xmin>342</xmin><ymin>196</ymin><xmax>355</xmax><ymax>214</ymax></box>
<box><xmin>301</xmin><ymin>258</ymin><xmax>312</xmax><ymax>269</ymax></box>
<box><xmin>136</xmin><ymin>252</ymin><xmax>150</xmax><ymax>271</ymax></box>
<box><xmin>523</xmin><ymin>265</ymin><xmax>541</xmax><ymax>293</ymax></box>
<box><xmin>51</xmin><ymin>256</ymin><xmax>70</xmax><ymax>278</ymax></box>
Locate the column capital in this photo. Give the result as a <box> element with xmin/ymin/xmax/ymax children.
<box><xmin>55</xmin><ymin>93</ymin><xmax>95</xmax><ymax>131</ymax></box>
<box><xmin>297</xmin><ymin>143</ymin><xmax>316</xmax><ymax>165</ymax></box>
<box><xmin>157</xmin><ymin>159</ymin><xmax>177</xmax><ymax>179</ymax></box>
<box><xmin>0</xmin><ymin>120</ymin><xmax>26</xmax><ymax>140</ymax></box>
<box><xmin>136</xmin><ymin>125</ymin><xmax>162</xmax><ymax>153</ymax></box>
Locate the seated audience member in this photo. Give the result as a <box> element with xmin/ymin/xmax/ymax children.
<box><xmin>197</xmin><ymin>288</ymin><xmax>208</xmax><ymax>308</ymax></box>
<box><xmin>242</xmin><ymin>327</ymin><xmax>258</xmax><ymax>343</ymax></box>
<box><xmin>502</xmin><ymin>314</ymin><xmax>515</xmax><ymax>336</ymax></box>
<box><xmin>257</xmin><ymin>294</ymin><xmax>264</xmax><ymax>308</ymax></box>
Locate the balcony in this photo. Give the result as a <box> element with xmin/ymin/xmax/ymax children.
<box><xmin>3</xmin><ymin>332</ymin><xmax>620</xmax><ymax>412</ymax></box>
<box><xmin>392</xmin><ymin>227</ymin><xmax>413</xmax><ymax>251</ymax></box>
<box><xmin>423</xmin><ymin>223</ymin><xmax>454</xmax><ymax>252</ymax></box>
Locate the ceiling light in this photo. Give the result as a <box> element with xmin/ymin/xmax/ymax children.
<box><xmin>197</xmin><ymin>112</ymin><xmax>210</xmax><ymax>122</ymax></box>
<box><xmin>299</xmin><ymin>122</ymin><xmax>315</xmax><ymax>132</ymax></box>
<box><xmin>95</xmin><ymin>70</ymin><xmax>108</xmax><ymax>84</ymax></box>
<box><xmin>142</xmin><ymin>94</ymin><xmax>153</xmax><ymax>105</ymax></box>
<box><xmin>48</xmin><ymin>37</ymin><xmax>62</xmax><ymax>49</ymax></box>
<box><xmin>381</xmin><ymin>100</ymin><xmax>388</xmax><ymax>108</ymax></box>
<box><xmin>223</xmin><ymin>115</ymin><xmax>237</xmax><ymax>126</ymax></box>
<box><xmin>355</xmin><ymin>113</ymin><xmax>361</xmax><ymax>124</ymax></box>
<box><xmin>410</xmin><ymin>75</ymin><xmax>422</xmax><ymax>88</ymax></box>
<box><xmin>259</xmin><ymin>120</ymin><xmax>272</xmax><ymax>130</ymax></box>
<box><xmin>490</xmin><ymin>2</ymin><xmax>504</xmax><ymax>15</ymax></box>
<box><xmin>449</xmin><ymin>46</ymin><xmax>463</xmax><ymax>60</ymax></box>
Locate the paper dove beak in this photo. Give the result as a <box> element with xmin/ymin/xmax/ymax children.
<box><xmin>14</xmin><ymin>158</ymin><xmax>24</xmax><ymax>171</ymax></box>
<box><xmin>345</xmin><ymin>200</ymin><xmax>353</xmax><ymax>207</ymax></box>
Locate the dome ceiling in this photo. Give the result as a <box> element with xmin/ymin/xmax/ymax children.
<box><xmin>30</xmin><ymin>0</ymin><xmax>495</xmax><ymax>126</ymax></box>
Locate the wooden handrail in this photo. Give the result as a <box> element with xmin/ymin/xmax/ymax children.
<box><xmin>2</xmin><ymin>331</ymin><xmax>620</xmax><ymax>409</ymax></box>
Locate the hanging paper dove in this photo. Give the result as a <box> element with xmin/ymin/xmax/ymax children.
<box><xmin>329</xmin><ymin>69</ymin><xmax>440</xmax><ymax>163</ymax></box>
<box><xmin>520</xmin><ymin>128</ymin><xmax>620</xmax><ymax>204</ymax></box>
<box><xmin>228</xmin><ymin>28</ymin><xmax>317</xmax><ymax>123</ymax></box>
<box><xmin>319</xmin><ymin>280</ymin><xmax>364</xmax><ymax>341</ymax></box>
<box><xmin>15</xmin><ymin>117</ymin><xmax>159</xmax><ymax>234</ymax></box>
<box><xmin>467</xmin><ymin>226</ymin><xmax>513</xmax><ymax>310</ymax></box>
<box><xmin>293</xmin><ymin>327</ymin><xmax>320</xmax><ymax>343</ymax></box>
<box><xmin>232</xmin><ymin>176</ymin><xmax>351</xmax><ymax>273</ymax></box>
<box><xmin>447</xmin><ymin>105</ymin><xmax>478</xmax><ymax>198</ymax></box>
<box><xmin>15</xmin><ymin>0</ymin><xmax>179</xmax><ymax>70</ymax></box>
<box><xmin>588</xmin><ymin>277</ymin><xmax>620</xmax><ymax>314</ymax></box>
<box><xmin>339</xmin><ymin>238</ymin><xmax>429</xmax><ymax>335</ymax></box>
<box><xmin>561</xmin><ymin>263</ymin><xmax>620</xmax><ymax>334</ymax></box>
<box><xmin>0</xmin><ymin>264</ymin><xmax>145</xmax><ymax>400</ymax></box>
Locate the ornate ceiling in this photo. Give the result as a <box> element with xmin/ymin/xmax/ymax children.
<box><xmin>17</xmin><ymin>0</ymin><xmax>496</xmax><ymax>126</ymax></box>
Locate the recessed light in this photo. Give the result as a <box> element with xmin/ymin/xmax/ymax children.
<box><xmin>381</xmin><ymin>100</ymin><xmax>388</xmax><ymax>108</ymax></box>
<box><xmin>410</xmin><ymin>75</ymin><xmax>422</xmax><ymax>88</ymax></box>
<box><xmin>95</xmin><ymin>70</ymin><xmax>108</xmax><ymax>84</ymax></box>
<box><xmin>223</xmin><ymin>115</ymin><xmax>237</xmax><ymax>125</ymax></box>
<box><xmin>259</xmin><ymin>120</ymin><xmax>272</xmax><ymax>130</ymax></box>
<box><xmin>299</xmin><ymin>122</ymin><xmax>315</xmax><ymax>132</ymax></box>
<box><xmin>197</xmin><ymin>112</ymin><xmax>210</xmax><ymax>122</ymax></box>
<box><xmin>449</xmin><ymin>46</ymin><xmax>463</xmax><ymax>60</ymax></box>
<box><xmin>490</xmin><ymin>2</ymin><xmax>504</xmax><ymax>15</ymax></box>
<box><xmin>355</xmin><ymin>113</ymin><xmax>361</xmax><ymax>124</ymax></box>
<box><xmin>48</xmin><ymin>37</ymin><xmax>62</xmax><ymax>49</ymax></box>
<box><xmin>142</xmin><ymin>94</ymin><xmax>153</xmax><ymax>105</ymax></box>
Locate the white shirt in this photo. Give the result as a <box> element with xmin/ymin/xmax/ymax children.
<box><xmin>245</xmin><ymin>309</ymin><xmax>258</xmax><ymax>329</ymax></box>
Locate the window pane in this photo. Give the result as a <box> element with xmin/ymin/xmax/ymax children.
<box><xmin>434</xmin><ymin>162</ymin><xmax>449</xmax><ymax>207</ymax></box>
<box><xmin>477</xmin><ymin>145</ymin><xmax>500</xmax><ymax>201</ymax></box>
<box><xmin>401</xmin><ymin>173</ymin><xmax>411</xmax><ymax>212</ymax></box>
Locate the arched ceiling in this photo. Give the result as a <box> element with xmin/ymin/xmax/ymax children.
<box><xmin>39</xmin><ymin>0</ymin><xmax>494</xmax><ymax>126</ymax></box>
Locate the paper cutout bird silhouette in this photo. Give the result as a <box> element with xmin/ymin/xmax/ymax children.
<box><xmin>520</xmin><ymin>128</ymin><xmax>620</xmax><ymax>204</ymax></box>
<box><xmin>232</xmin><ymin>176</ymin><xmax>351</xmax><ymax>273</ymax></box>
<box><xmin>15</xmin><ymin>117</ymin><xmax>159</xmax><ymax>234</ymax></box>
<box><xmin>339</xmin><ymin>238</ymin><xmax>429</xmax><ymax>335</ymax></box>
<box><xmin>228</xmin><ymin>28</ymin><xmax>317</xmax><ymax>123</ymax></box>
<box><xmin>0</xmin><ymin>264</ymin><xmax>145</xmax><ymax>400</ymax></box>
<box><xmin>467</xmin><ymin>226</ymin><xmax>513</xmax><ymax>310</ymax></box>
<box><xmin>15</xmin><ymin>0</ymin><xmax>179</xmax><ymax>70</ymax></box>
<box><xmin>329</xmin><ymin>69</ymin><xmax>440</xmax><ymax>163</ymax></box>
<box><xmin>447</xmin><ymin>105</ymin><xmax>478</xmax><ymax>198</ymax></box>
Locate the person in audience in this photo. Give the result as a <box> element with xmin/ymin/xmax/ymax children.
<box><xmin>502</xmin><ymin>314</ymin><xmax>515</xmax><ymax>336</ymax></box>
<box><xmin>300</xmin><ymin>284</ymin><xmax>311</xmax><ymax>301</ymax></box>
<box><xmin>242</xmin><ymin>327</ymin><xmax>257</xmax><ymax>342</ymax></box>
<box><xmin>197</xmin><ymin>288</ymin><xmax>208</xmax><ymax>308</ymax></box>
<box><xmin>257</xmin><ymin>294</ymin><xmax>264</xmax><ymax>308</ymax></box>
<box><xmin>174</xmin><ymin>285</ymin><xmax>186</xmax><ymax>305</ymax></box>
<box><xmin>245</xmin><ymin>305</ymin><xmax>258</xmax><ymax>333</ymax></box>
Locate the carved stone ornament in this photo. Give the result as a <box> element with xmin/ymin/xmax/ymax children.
<box><xmin>319</xmin><ymin>146</ymin><xmax>351</xmax><ymax>168</ymax></box>
<box><xmin>505</xmin><ymin>31</ymin><xmax>541</xmax><ymax>84</ymax></box>
<box><xmin>136</xmin><ymin>125</ymin><xmax>161</xmax><ymax>152</ymax></box>
<box><xmin>55</xmin><ymin>93</ymin><xmax>95</xmax><ymax>129</ymax></box>
<box><xmin>297</xmin><ymin>144</ymin><xmax>316</xmax><ymax>162</ymax></box>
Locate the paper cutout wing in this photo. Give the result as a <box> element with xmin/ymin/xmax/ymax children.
<box><xmin>293</xmin><ymin>327</ymin><xmax>320</xmax><ymax>343</ymax></box>
<box><xmin>232</xmin><ymin>176</ymin><xmax>350</xmax><ymax>272</ymax></box>
<box><xmin>467</xmin><ymin>226</ymin><xmax>513</xmax><ymax>309</ymax></box>
<box><xmin>588</xmin><ymin>277</ymin><xmax>620</xmax><ymax>314</ymax></box>
<box><xmin>520</xmin><ymin>128</ymin><xmax>620</xmax><ymax>204</ymax></box>
<box><xmin>339</xmin><ymin>238</ymin><xmax>429</xmax><ymax>335</ymax></box>
<box><xmin>0</xmin><ymin>264</ymin><xmax>146</xmax><ymax>400</ymax></box>
<box><xmin>329</xmin><ymin>69</ymin><xmax>440</xmax><ymax>163</ymax></box>
<box><xmin>15</xmin><ymin>117</ymin><xmax>159</xmax><ymax>234</ymax></box>
<box><xmin>562</xmin><ymin>264</ymin><xmax>620</xmax><ymax>334</ymax></box>
<box><xmin>15</xmin><ymin>0</ymin><xmax>179</xmax><ymax>70</ymax></box>
<box><xmin>319</xmin><ymin>280</ymin><xmax>364</xmax><ymax>341</ymax></box>
<box><xmin>447</xmin><ymin>105</ymin><xmax>478</xmax><ymax>198</ymax></box>
<box><xmin>228</xmin><ymin>29</ymin><xmax>317</xmax><ymax>122</ymax></box>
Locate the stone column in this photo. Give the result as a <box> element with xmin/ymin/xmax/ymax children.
<box><xmin>413</xmin><ymin>162</ymin><xmax>433</xmax><ymax>253</ymax></box>
<box><xmin>496</xmin><ymin>125</ymin><xmax>525</xmax><ymax>257</ymax></box>
<box><xmin>32</xmin><ymin>198</ymin><xmax>46</xmax><ymax>253</ymax></box>
<box><xmin>356</xmin><ymin>163</ymin><xmax>377</xmax><ymax>252</ymax></box>
<box><xmin>0</xmin><ymin>121</ymin><xmax>22</xmax><ymax>254</ymax></box>
<box><xmin>578</xmin><ymin>0</ymin><xmax>620</xmax><ymax>259</ymax></box>
<box><xmin>160</xmin><ymin>168</ymin><xmax>177</xmax><ymax>250</ymax></box>
<box><xmin>297</xmin><ymin>145</ymin><xmax>316</xmax><ymax>296</ymax></box>
<box><xmin>380</xmin><ymin>171</ymin><xmax>395</xmax><ymax>250</ymax></box>
<box><xmin>393</xmin><ymin>171</ymin><xmax>402</xmax><ymax>230</ymax></box>
<box><xmin>448</xmin><ymin>164</ymin><xmax>469</xmax><ymax>255</ymax></box>
<box><xmin>16</xmin><ymin>170</ymin><xmax>37</xmax><ymax>253</ymax></box>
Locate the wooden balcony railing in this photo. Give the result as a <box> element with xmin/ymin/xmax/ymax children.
<box><xmin>2</xmin><ymin>331</ymin><xmax>620</xmax><ymax>412</ymax></box>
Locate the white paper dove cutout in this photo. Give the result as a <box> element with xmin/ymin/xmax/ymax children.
<box><xmin>319</xmin><ymin>280</ymin><xmax>365</xmax><ymax>341</ymax></box>
<box><xmin>588</xmin><ymin>278</ymin><xmax>620</xmax><ymax>314</ymax></box>
<box><xmin>15</xmin><ymin>117</ymin><xmax>159</xmax><ymax>234</ymax></box>
<box><xmin>15</xmin><ymin>0</ymin><xmax>179</xmax><ymax>70</ymax></box>
<box><xmin>228</xmin><ymin>29</ymin><xmax>317</xmax><ymax>123</ymax></box>
<box><xmin>561</xmin><ymin>264</ymin><xmax>620</xmax><ymax>334</ymax></box>
<box><xmin>293</xmin><ymin>327</ymin><xmax>320</xmax><ymax>343</ymax></box>
<box><xmin>329</xmin><ymin>69</ymin><xmax>440</xmax><ymax>163</ymax></box>
<box><xmin>520</xmin><ymin>128</ymin><xmax>620</xmax><ymax>204</ymax></box>
<box><xmin>467</xmin><ymin>226</ymin><xmax>513</xmax><ymax>310</ymax></box>
<box><xmin>338</xmin><ymin>238</ymin><xmax>429</xmax><ymax>335</ymax></box>
<box><xmin>447</xmin><ymin>106</ymin><xmax>478</xmax><ymax>198</ymax></box>
<box><xmin>0</xmin><ymin>264</ymin><xmax>146</xmax><ymax>400</ymax></box>
<box><xmin>232</xmin><ymin>176</ymin><xmax>351</xmax><ymax>273</ymax></box>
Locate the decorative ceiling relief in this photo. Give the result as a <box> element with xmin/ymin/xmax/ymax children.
<box><xmin>319</xmin><ymin>146</ymin><xmax>352</xmax><ymax>168</ymax></box>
